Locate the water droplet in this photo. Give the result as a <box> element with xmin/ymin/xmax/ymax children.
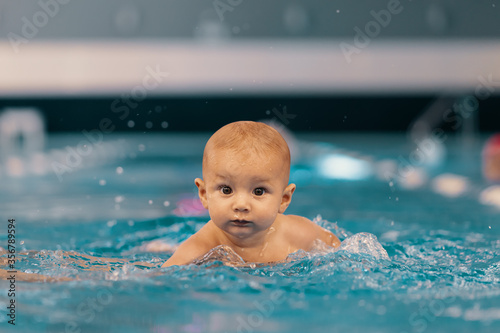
<box><xmin>336</xmin><ymin>10</ymin><xmax>340</xmax><ymax>13</ymax></box>
<box><xmin>116</xmin><ymin>166</ymin><xmax>124</xmax><ymax>174</ymax></box>
<box><xmin>161</xmin><ymin>121</ymin><xmax>169</xmax><ymax>129</ymax></box>
<box><xmin>146</xmin><ymin>121</ymin><xmax>153</xmax><ymax>129</ymax></box>
<box><xmin>155</xmin><ymin>106</ymin><xmax>162</xmax><ymax>112</ymax></box>
<box><xmin>106</xmin><ymin>220</ymin><xmax>117</xmax><ymax>227</ymax></box>
<box><xmin>259</xmin><ymin>242</ymin><xmax>269</xmax><ymax>257</ymax></box>
<box><xmin>127</xmin><ymin>120</ymin><xmax>135</xmax><ymax>128</ymax></box>
<box><xmin>138</xmin><ymin>144</ymin><xmax>146</xmax><ymax>151</ymax></box>
<box><xmin>163</xmin><ymin>201</ymin><xmax>170</xmax><ymax>207</ymax></box>
<box><xmin>99</xmin><ymin>179</ymin><xmax>106</xmax><ymax>186</ymax></box>
<box><xmin>148</xmin><ymin>200</ymin><xmax>153</xmax><ymax>205</ymax></box>
<box><xmin>115</xmin><ymin>195</ymin><xmax>125</xmax><ymax>203</ymax></box>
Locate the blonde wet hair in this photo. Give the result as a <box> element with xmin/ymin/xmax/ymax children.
<box><xmin>202</xmin><ymin>121</ymin><xmax>291</xmax><ymax>182</ymax></box>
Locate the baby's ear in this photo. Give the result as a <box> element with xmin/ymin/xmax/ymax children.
<box><xmin>279</xmin><ymin>183</ymin><xmax>296</xmax><ymax>213</ymax></box>
<box><xmin>194</xmin><ymin>178</ymin><xmax>208</xmax><ymax>209</ymax></box>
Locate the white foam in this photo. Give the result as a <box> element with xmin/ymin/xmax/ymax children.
<box><xmin>464</xmin><ymin>304</ymin><xmax>500</xmax><ymax>322</ymax></box>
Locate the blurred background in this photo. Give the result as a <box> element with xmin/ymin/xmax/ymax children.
<box><xmin>1</xmin><ymin>0</ymin><xmax>500</xmax><ymax>221</ymax></box>
<box><xmin>1</xmin><ymin>0</ymin><xmax>499</xmax><ymax>132</ymax></box>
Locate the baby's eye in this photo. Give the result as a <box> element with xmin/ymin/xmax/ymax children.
<box><xmin>253</xmin><ymin>188</ymin><xmax>266</xmax><ymax>196</ymax></box>
<box><xmin>219</xmin><ymin>186</ymin><xmax>232</xmax><ymax>195</ymax></box>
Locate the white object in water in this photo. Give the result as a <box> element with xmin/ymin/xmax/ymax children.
<box><xmin>431</xmin><ymin>173</ymin><xmax>469</xmax><ymax>198</ymax></box>
<box><xmin>479</xmin><ymin>185</ymin><xmax>500</xmax><ymax>208</ymax></box>
<box><xmin>0</xmin><ymin>108</ymin><xmax>46</xmax><ymax>177</ymax></box>
<box><xmin>317</xmin><ymin>153</ymin><xmax>372</xmax><ymax>180</ymax></box>
<box><xmin>375</xmin><ymin>159</ymin><xmax>428</xmax><ymax>189</ymax></box>
<box><xmin>0</xmin><ymin>107</ymin><xmax>45</xmax><ymax>156</ymax></box>
<box><xmin>400</xmin><ymin>166</ymin><xmax>428</xmax><ymax>190</ymax></box>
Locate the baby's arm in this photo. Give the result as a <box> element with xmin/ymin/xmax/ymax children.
<box><xmin>317</xmin><ymin>225</ymin><xmax>341</xmax><ymax>248</ymax></box>
<box><xmin>161</xmin><ymin>225</ymin><xmax>215</xmax><ymax>268</ymax></box>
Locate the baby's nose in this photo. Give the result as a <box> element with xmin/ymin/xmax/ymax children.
<box><xmin>232</xmin><ymin>193</ymin><xmax>250</xmax><ymax>212</ymax></box>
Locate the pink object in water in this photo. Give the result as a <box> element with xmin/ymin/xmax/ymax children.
<box><xmin>483</xmin><ymin>133</ymin><xmax>500</xmax><ymax>182</ymax></box>
<box><xmin>173</xmin><ymin>196</ymin><xmax>207</xmax><ymax>217</ymax></box>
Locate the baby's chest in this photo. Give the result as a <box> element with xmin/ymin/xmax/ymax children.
<box><xmin>252</xmin><ymin>239</ymin><xmax>298</xmax><ymax>262</ymax></box>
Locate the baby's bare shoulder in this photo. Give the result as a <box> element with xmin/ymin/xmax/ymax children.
<box><xmin>284</xmin><ymin>215</ymin><xmax>324</xmax><ymax>233</ymax></box>
<box><xmin>283</xmin><ymin>214</ymin><xmax>318</xmax><ymax>229</ymax></box>
<box><xmin>282</xmin><ymin>215</ymin><xmax>340</xmax><ymax>249</ymax></box>
<box><xmin>182</xmin><ymin>221</ymin><xmax>220</xmax><ymax>250</ymax></box>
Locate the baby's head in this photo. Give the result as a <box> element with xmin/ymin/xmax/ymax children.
<box><xmin>202</xmin><ymin>121</ymin><xmax>291</xmax><ymax>184</ymax></box>
<box><xmin>195</xmin><ymin>121</ymin><xmax>296</xmax><ymax>238</ymax></box>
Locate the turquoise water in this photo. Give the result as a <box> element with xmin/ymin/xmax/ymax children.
<box><xmin>1</xmin><ymin>134</ymin><xmax>499</xmax><ymax>333</ymax></box>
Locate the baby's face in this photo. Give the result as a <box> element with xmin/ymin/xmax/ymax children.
<box><xmin>196</xmin><ymin>148</ymin><xmax>294</xmax><ymax>240</ymax></box>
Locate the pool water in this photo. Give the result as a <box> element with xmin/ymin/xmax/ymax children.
<box><xmin>1</xmin><ymin>133</ymin><xmax>499</xmax><ymax>333</ymax></box>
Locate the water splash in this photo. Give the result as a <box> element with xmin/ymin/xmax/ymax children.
<box><xmin>2</xmin><ymin>216</ymin><xmax>499</xmax><ymax>332</ymax></box>
<box><xmin>339</xmin><ymin>232</ymin><xmax>389</xmax><ymax>260</ymax></box>
<box><xmin>193</xmin><ymin>245</ymin><xmax>246</xmax><ymax>266</ymax></box>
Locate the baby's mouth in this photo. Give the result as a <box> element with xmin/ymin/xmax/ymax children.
<box><xmin>230</xmin><ymin>219</ymin><xmax>252</xmax><ymax>226</ymax></box>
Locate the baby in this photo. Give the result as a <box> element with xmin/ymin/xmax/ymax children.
<box><xmin>162</xmin><ymin>121</ymin><xmax>340</xmax><ymax>267</ymax></box>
